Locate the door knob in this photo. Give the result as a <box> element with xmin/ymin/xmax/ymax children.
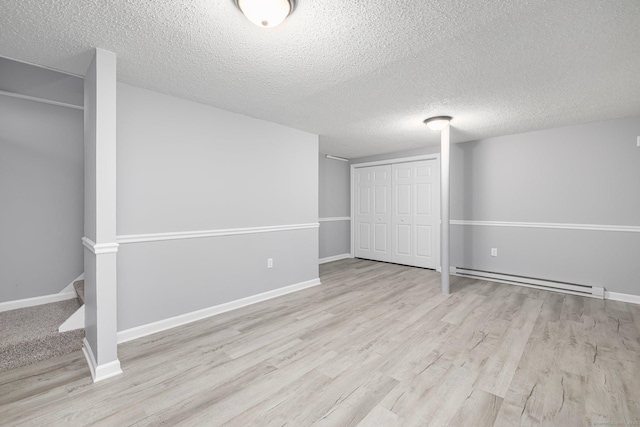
<box><xmin>401</xmin><ymin>218</ymin><xmax>405</xmax><ymax>222</ymax></box>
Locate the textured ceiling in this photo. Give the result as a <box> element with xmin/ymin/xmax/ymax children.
<box><xmin>1</xmin><ymin>0</ymin><xmax>639</xmax><ymax>158</ymax></box>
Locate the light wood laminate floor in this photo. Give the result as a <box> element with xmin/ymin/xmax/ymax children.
<box><xmin>2</xmin><ymin>259</ymin><xmax>639</xmax><ymax>426</ymax></box>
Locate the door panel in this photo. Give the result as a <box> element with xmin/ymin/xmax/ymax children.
<box><xmin>416</xmin><ymin>225</ymin><xmax>432</xmax><ymax>257</ymax></box>
<box><xmin>359</xmin><ymin>187</ymin><xmax>371</xmax><ymax>214</ymax></box>
<box><xmin>414</xmin><ymin>161</ymin><xmax>437</xmax><ymax>268</ymax></box>
<box><xmin>359</xmin><ymin>223</ymin><xmax>371</xmax><ymax>250</ymax></box>
<box><xmin>355</xmin><ymin>169</ymin><xmax>374</xmax><ymax>260</ymax></box>
<box><xmin>397</xmin><ymin>184</ymin><xmax>411</xmax><ymax>215</ymax></box>
<box><xmin>396</xmin><ymin>224</ymin><xmax>412</xmax><ymax>256</ymax></box>
<box><xmin>374</xmin><ymin>223</ymin><xmax>388</xmax><ymax>253</ymax></box>
<box><xmin>416</xmin><ymin>166</ymin><xmax>431</xmax><ymax>177</ymax></box>
<box><xmin>392</xmin><ymin>163</ymin><xmax>413</xmax><ymax>265</ymax></box>
<box><xmin>355</xmin><ymin>165</ymin><xmax>391</xmax><ymax>262</ymax></box>
<box><xmin>374</xmin><ymin>186</ymin><xmax>388</xmax><ymax>214</ymax></box>
<box><xmin>375</xmin><ymin>169</ymin><xmax>388</xmax><ymax>181</ymax></box>
<box><xmin>416</xmin><ymin>183</ymin><xmax>431</xmax><ymax>215</ymax></box>
<box><xmin>391</xmin><ymin>160</ymin><xmax>439</xmax><ymax>268</ymax></box>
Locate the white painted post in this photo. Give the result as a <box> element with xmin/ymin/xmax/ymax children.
<box><xmin>83</xmin><ymin>48</ymin><xmax>122</xmax><ymax>382</ymax></box>
<box><xmin>440</xmin><ymin>125</ymin><xmax>450</xmax><ymax>294</ymax></box>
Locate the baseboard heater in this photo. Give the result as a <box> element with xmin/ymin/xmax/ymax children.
<box><xmin>452</xmin><ymin>267</ymin><xmax>605</xmax><ymax>299</ymax></box>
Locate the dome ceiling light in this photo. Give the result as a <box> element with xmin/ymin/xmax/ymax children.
<box><xmin>423</xmin><ymin>116</ymin><xmax>453</xmax><ymax>131</ymax></box>
<box><xmin>234</xmin><ymin>0</ymin><xmax>296</xmax><ymax>28</ymax></box>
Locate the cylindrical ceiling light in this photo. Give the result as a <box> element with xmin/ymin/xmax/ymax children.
<box><xmin>423</xmin><ymin>116</ymin><xmax>452</xmax><ymax>131</ymax></box>
<box><xmin>234</xmin><ymin>0</ymin><xmax>296</xmax><ymax>28</ymax></box>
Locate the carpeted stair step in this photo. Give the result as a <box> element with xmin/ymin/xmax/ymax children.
<box><xmin>73</xmin><ymin>280</ymin><xmax>84</xmax><ymax>305</ymax></box>
<box><xmin>0</xmin><ymin>299</ymin><xmax>85</xmax><ymax>373</ymax></box>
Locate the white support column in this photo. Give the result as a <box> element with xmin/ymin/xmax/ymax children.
<box><xmin>82</xmin><ymin>48</ymin><xmax>122</xmax><ymax>382</ymax></box>
<box><xmin>440</xmin><ymin>125</ymin><xmax>451</xmax><ymax>294</ymax></box>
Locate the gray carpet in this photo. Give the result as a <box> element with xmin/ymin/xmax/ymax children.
<box><xmin>0</xmin><ymin>299</ymin><xmax>84</xmax><ymax>372</ymax></box>
<box><xmin>73</xmin><ymin>280</ymin><xmax>84</xmax><ymax>305</ymax></box>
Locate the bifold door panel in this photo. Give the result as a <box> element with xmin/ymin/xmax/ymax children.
<box><xmin>355</xmin><ymin>165</ymin><xmax>392</xmax><ymax>262</ymax></box>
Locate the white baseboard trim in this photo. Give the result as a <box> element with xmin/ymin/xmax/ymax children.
<box><xmin>117</xmin><ymin>278</ymin><xmax>322</xmax><ymax>344</ymax></box>
<box><xmin>0</xmin><ymin>273</ymin><xmax>85</xmax><ymax>313</ymax></box>
<box><xmin>604</xmin><ymin>291</ymin><xmax>640</xmax><ymax>305</ymax></box>
<box><xmin>319</xmin><ymin>253</ymin><xmax>352</xmax><ymax>264</ymax></box>
<box><xmin>82</xmin><ymin>337</ymin><xmax>122</xmax><ymax>382</ymax></box>
<box><xmin>59</xmin><ymin>273</ymin><xmax>85</xmax><ymax>294</ymax></box>
<box><xmin>0</xmin><ymin>291</ymin><xmax>77</xmax><ymax>313</ymax></box>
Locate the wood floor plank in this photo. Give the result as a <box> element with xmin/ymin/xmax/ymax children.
<box><xmin>401</xmin><ymin>363</ymin><xmax>479</xmax><ymax>426</ymax></box>
<box><xmin>540</xmin><ymin>370</ymin><xmax>586</xmax><ymax>427</ymax></box>
<box><xmin>312</xmin><ymin>371</ymin><xmax>398</xmax><ymax>427</ymax></box>
<box><xmin>493</xmin><ymin>294</ymin><xmax>566</xmax><ymax>426</ymax></box>
<box><xmin>142</xmin><ymin>351</ymin><xmax>338</xmax><ymax>426</ymax></box>
<box><xmin>476</xmin><ymin>296</ymin><xmax>544</xmax><ymax>398</ymax></box>
<box><xmin>220</xmin><ymin>369</ymin><xmax>333</xmax><ymax>426</ymax></box>
<box><xmin>448</xmin><ymin>389</ymin><xmax>503</xmax><ymax>427</ymax></box>
<box><xmin>1</xmin><ymin>258</ymin><xmax>639</xmax><ymax>426</ymax></box>
<box><xmin>355</xmin><ymin>404</ymin><xmax>400</xmax><ymax>427</ymax></box>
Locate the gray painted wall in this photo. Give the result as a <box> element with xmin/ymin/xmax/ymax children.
<box><xmin>116</xmin><ymin>83</ymin><xmax>319</xmax><ymax>331</ymax></box>
<box><xmin>118</xmin><ymin>229</ymin><xmax>317</xmax><ymax>329</ymax></box>
<box><xmin>319</xmin><ymin>220</ymin><xmax>350</xmax><ymax>259</ymax></box>
<box><xmin>450</xmin><ymin>116</ymin><xmax>640</xmax><ymax>295</ymax></box>
<box><xmin>451</xmin><ymin>225</ymin><xmax>640</xmax><ymax>294</ymax></box>
<box><xmin>0</xmin><ymin>95</ymin><xmax>83</xmax><ymax>302</ymax></box>
<box><xmin>0</xmin><ymin>57</ymin><xmax>84</xmax><ymax>107</ymax></box>
<box><xmin>318</xmin><ymin>155</ymin><xmax>350</xmax><ymax>259</ymax></box>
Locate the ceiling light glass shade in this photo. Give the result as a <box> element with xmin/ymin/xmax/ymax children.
<box><xmin>235</xmin><ymin>0</ymin><xmax>295</xmax><ymax>28</ymax></box>
<box><xmin>423</xmin><ymin>116</ymin><xmax>453</xmax><ymax>131</ymax></box>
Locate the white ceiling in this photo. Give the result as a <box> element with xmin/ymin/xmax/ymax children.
<box><xmin>1</xmin><ymin>0</ymin><xmax>639</xmax><ymax>158</ymax></box>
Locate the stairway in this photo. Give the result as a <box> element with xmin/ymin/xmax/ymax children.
<box><xmin>73</xmin><ymin>279</ymin><xmax>85</xmax><ymax>304</ymax></box>
<box><xmin>0</xmin><ymin>281</ymin><xmax>85</xmax><ymax>373</ymax></box>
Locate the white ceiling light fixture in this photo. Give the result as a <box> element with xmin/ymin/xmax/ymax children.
<box><xmin>234</xmin><ymin>0</ymin><xmax>296</xmax><ymax>28</ymax></box>
<box><xmin>423</xmin><ymin>116</ymin><xmax>453</xmax><ymax>131</ymax></box>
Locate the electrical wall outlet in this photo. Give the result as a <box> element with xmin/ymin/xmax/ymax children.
<box><xmin>637</xmin><ymin>136</ymin><xmax>640</xmax><ymax>147</ymax></box>
<box><xmin>491</xmin><ymin>248</ymin><xmax>498</xmax><ymax>257</ymax></box>
<box><xmin>267</xmin><ymin>258</ymin><xmax>273</xmax><ymax>268</ymax></box>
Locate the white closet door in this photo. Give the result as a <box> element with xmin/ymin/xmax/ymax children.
<box><xmin>391</xmin><ymin>160</ymin><xmax>438</xmax><ymax>269</ymax></box>
<box><xmin>355</xmin><ymin>165</ymin><xmax>391</xmax><ymax>262</ymax></box>
<box><xmin>355</xmin><ymin>167</ymin><xmax>374</xmax><ymax>260</ymax></box>
<box><xmin>392</xmin><ymin>163</ymin><xmax>414</xmax><ymax>265</ymax></box>
<box><xmin>413</xmin><ymin>160</ymin><xmax>438</xmax><ymax>269</ymax></box>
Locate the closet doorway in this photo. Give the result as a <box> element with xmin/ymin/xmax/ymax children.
<box><xmin>351</xmin><ymin>155</ymin><xmax>440</xmax><ymax>270</ymax></box>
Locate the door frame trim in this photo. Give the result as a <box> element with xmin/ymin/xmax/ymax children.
<box><xmin>350</xmin><ymin>154</ymin><xmax>441</xmax><ymax>260</ymax></box>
